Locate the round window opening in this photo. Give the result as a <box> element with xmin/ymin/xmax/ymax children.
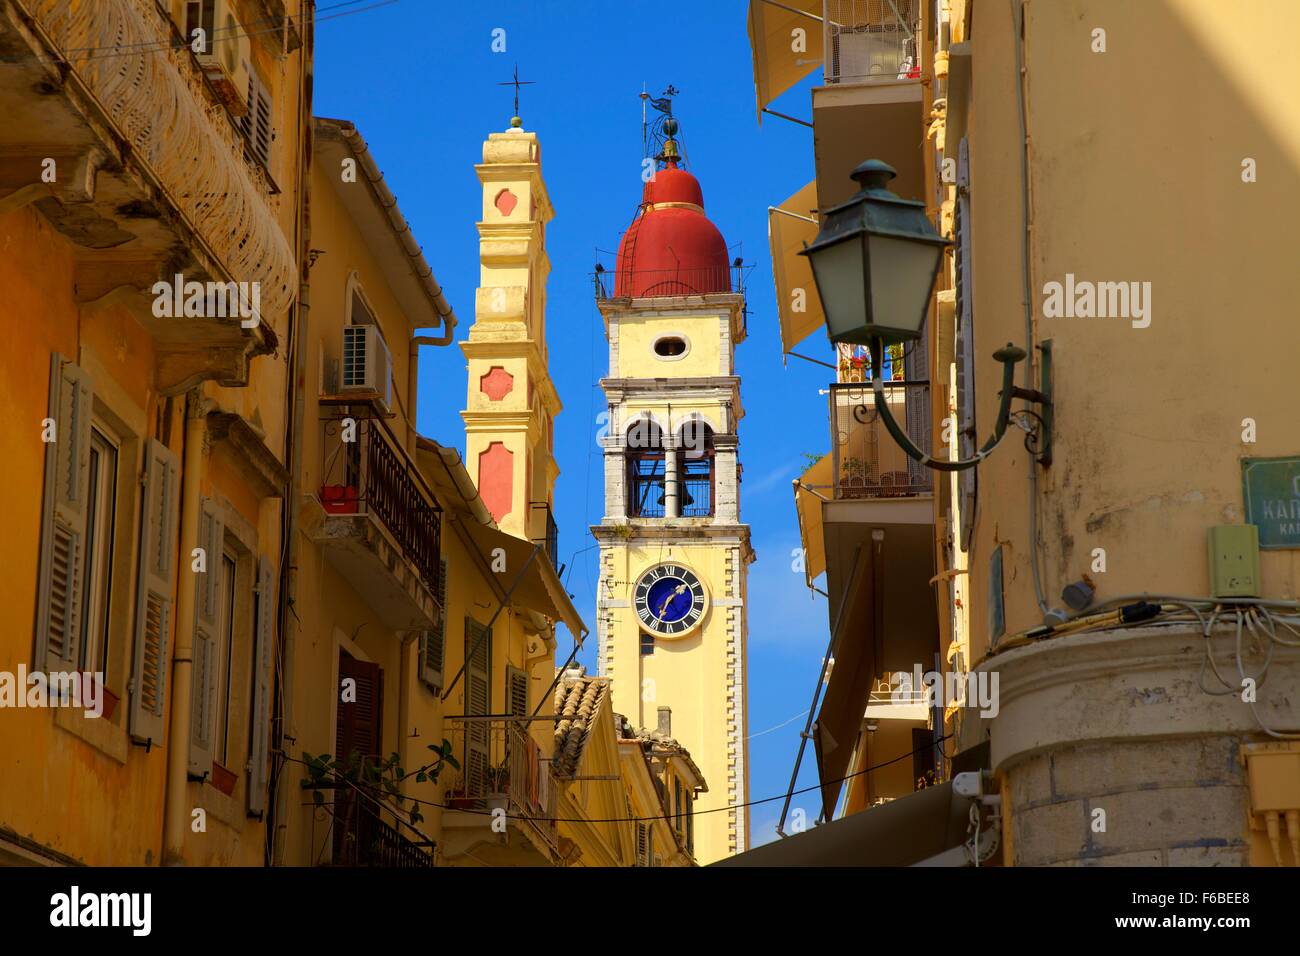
<box><xmin>654</xmin><ymin>336</ymin><xmax>687</xmax><ymax>358</ymax></box>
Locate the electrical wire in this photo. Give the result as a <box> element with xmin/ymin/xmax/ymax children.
<box><xmin>283</xmin><ymin>732</ymin><xmax>951</xmax><ymax>826</ymax></box>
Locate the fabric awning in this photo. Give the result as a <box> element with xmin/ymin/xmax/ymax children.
<box><xmin>457</xmin><ymin>516</ymin><xmax>586</xmax><ymax>638</ymax></box>
<box><xmin>747</xmin><ymin>0</ymin><xmax>824</xmax><ymax>122</ymax></box>
<box><xmin>814</xmin><ymin>539</ymin><xmax>876</xmax><ymax>819</ymax></box>
<box><xmin>768</xmin><ymin>181</ymin><xmax>824</xmax><ymax>359</ymax></box>
<box><xmin>711</xmin><ymin>780</ymin><xmax>973</xmax><ymax>866</ymax></box>
<box><xmin>793</xmin><ymin>451</ymin><xmax>831</xmax><ymax>585</ymax></box>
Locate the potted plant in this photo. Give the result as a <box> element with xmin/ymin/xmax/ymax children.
<box><xmin>210</xmin><ymin>762</ymin><xmax>238</xmax><ymax>796</ymax></box>
<box><xmin>320</xmin><ymin>484</ymin><xmax>359</xmax><ymax>514</ymax></box>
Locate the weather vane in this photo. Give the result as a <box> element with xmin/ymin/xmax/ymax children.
<box><xmin>498</xmin><ymin>64</ymin><xmax>534</xmax><ymax>127</ymax></box>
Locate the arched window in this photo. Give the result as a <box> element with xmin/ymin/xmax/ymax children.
<box><xmin>677</xmin><ymin>420</ymin><xmax>714</xmax><ymax>517</ymax></box>
<box><xmin>626</xmin><ymin>419</ymin><xmax>665</xmax><ymax>518</ymax></box>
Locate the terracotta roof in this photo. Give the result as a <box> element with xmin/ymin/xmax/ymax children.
<box><xmin>552</xmin><ymin>673</ymin><xmax>610</xmax><ymax>777</ymax></box>
<box><xmin>615</xmin><ymin>714</ymin><xmax>708</xmax><ymax>793</ymax></box>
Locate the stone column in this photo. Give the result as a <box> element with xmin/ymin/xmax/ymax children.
<box><xmin>713</xmin><ymin>434</ymin><xmax>739</xmax><ymax>522</ymax></box>
<box><xmin>663</xmin><ymin>433</ymin><xmax>680</xmax><ymax>518</ymax></box>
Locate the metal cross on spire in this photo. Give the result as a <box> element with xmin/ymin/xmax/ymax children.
<box><xmin>498</xmin><ymin>64</ymin><xmax>534</xmax><ymax>126</ymax></box>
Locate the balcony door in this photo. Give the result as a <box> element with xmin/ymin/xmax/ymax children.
<box><xmin>334</xmin><ymin>651</ymin><xmax>383</xmax><ymax>864</ymax></box>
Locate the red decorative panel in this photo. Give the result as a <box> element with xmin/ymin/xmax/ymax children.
<box><xmin>479</xmin><ymin>442</ymin><xmax>514</xmax><ymax>523</ymax></box>
<box><xmin>494</xmin><ymin>189</ymin><xmax>518</xmax><ymax>216</ymax></box>
<box><xmin>480</xmin><ymin>366</ymin><xmax>514</xmax><ymax>401</ymax></box>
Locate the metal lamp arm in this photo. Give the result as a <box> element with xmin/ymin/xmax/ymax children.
<box><xmin>869</xmin><ymin>337</ymin><xmax>1025</xmax><ymax>473</ymax></box>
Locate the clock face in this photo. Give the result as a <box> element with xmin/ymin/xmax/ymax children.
<box><xmin>634</xmin><ymin>564</ymin><xmax>707</xmax><ymax>636</ymax></box>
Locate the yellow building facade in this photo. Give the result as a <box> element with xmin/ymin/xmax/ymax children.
<box><xmin>0</xmin><ymin>0</ymin><xmax>305</xmax><ymax>865</ymax></box>
<box><xmin>746</xmin><ymin>0</ymin><xmax>1300</xmax><ymax>867</ymax></box>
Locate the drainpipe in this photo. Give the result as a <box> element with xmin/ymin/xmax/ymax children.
<box><xmin>163</xmin><ymin>391</ymin><xmax>208</xmax><ymax>864</ymax></box>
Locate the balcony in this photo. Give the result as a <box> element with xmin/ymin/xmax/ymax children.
<box><xmin>308</xmin><ymin>404</ymin><xmax>443</xmax><ymax>631</ymax></box>
<box><xmin>813</xmin><ymin>0</ymin><xmax>926</xmax><ymax>209</ymax></box>
<box><xmin>0</xmin><ymin>0</ymin><xmax>295</xmax><ymax>391</ymax></box>
<box><xmin>329</xmin><ymin>799</ymin><xmax>434</xmax><ymax>868</ymax></box>
<box><xmin>831</xmin><ymin>380</ymin><xmax>931</xmax><ymax>501</ymax></box>
<box><xmin>864</xmin><ymin>672</ymin><xmax>930</xmax><ymax>722</ymax></box>
<box><xmin>440</xmin><ymin>717</ymin><xmax>558</xmax><ymax>865</ymax></box>
<box><xmin>532</xmin><ymin>505</ymin><xmax>560</xmax><ymax>571</ymax></box>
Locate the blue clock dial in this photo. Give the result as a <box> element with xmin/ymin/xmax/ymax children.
<box><xmin>633</xmin><ymin>564</ymin><xmax>707</xmax><ymax>636</ymax></box>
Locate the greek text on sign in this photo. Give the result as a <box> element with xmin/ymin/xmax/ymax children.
<box><xmin>1241</xmin><ymin>457</ymin><xmax>1300</xmax><ymax>549</ymax></box>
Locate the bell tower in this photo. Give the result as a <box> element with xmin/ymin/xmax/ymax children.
<box><xmin>592</xmin><ymin>118</ymin><xmax>752</xmax><ymax>863</ymax></box>
<box><xmin>462</xmin><ymin>116</ymin><xmax>560</xmax><ymax>546</ymax></box>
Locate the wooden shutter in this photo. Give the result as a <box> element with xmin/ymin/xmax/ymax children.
<box><xmin>128</xmin><ymin>437</ymin><xmax>179</xmax><ymax>745</ymax></box>
<box><xmin>240</xmin><ymin>69</ymin><xmax>273</xmax><ymax>168</ymax></box>
<box><xmin>35</xmin><ymin>355</ymin><xmax>93</xmax><ymax>672</ymax></box>
<box><xmin>636</xmin><ymin>822</ymin><xmax>650</xmax><ymax>867</ymax></box>
<box><xmin>419</xmin><ymin>557</ymin><xmax>447</xmax><ymax>691</ymax></box>
<box><xmin>506</xmin><ymin>664</ymin><xmax>528</xmax><ymax>719</ymax></box>
<box><xmin>464</xmin><ymin>618</ymin><xmax>491</xmax><ymax>795</ymax></box>
<box><xmin>188</xmin><ymin>497</ymin><xmax>224</xmax><ymax>777</ymax></box>
<box><xmin>247</xmin><ymin>555</ymin><xmax>275</xmax><ymax>816</ymax></box>
<box><xmin>955</xmin><ymin>137</ymin><xmax>978</xmax><ymax>553</ymax></box>
<box><xmin>335</xmin><ymin>653</ymin><xmax>383</xmax><ymax>763</ymax></box>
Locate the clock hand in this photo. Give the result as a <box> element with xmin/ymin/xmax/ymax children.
<box><xmin>656</xmin><ymin>584</ymin><xmax>688</xmax><ymax>619</ymax></box>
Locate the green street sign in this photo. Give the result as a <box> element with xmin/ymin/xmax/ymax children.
<box><xmin>1241</xmin><ymin>456</ymin><xmax>1300</xmax><ymax>549</ymax></box>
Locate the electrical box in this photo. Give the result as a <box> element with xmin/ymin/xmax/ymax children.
<box><xmin>1207</xmin><ymin>525</ymin><xmax>1261</xmax><ymax>598</ymax></box>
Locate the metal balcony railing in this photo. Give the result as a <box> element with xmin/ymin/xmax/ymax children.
<box><xmin>331</xmin><ymin>797</ymin><xmax>433</xmax><ymax>868</ymax></box>
<box><xmin>533</xmin><ymin>507</ymin><xmax>560</xmax><ymax>570</ymax></box>
<box><xmin>320</xmin><ymin>409</ymin><xmax>442</xmax><ymax>599</ymax></box>
<box><xmin>23</xmin><ymin>0</ymin><xmax>294</xmax><ymax>319</ymax></box>
<box><xmin>868</xmin><ymin>673</ymin><xmax>928</xmax><ymax>706</ymax></box>
<box><xmin>831</xmin><ymin>381</ymin><xmax>932</xmax><ymax>499</ymax></box>
<box><xmin>823</xmin><ymin>0</ymin><xmax>922</xmax><ymax>86</ymax></box>
<box><xmin>594</xmin><ymin>264</ymin><xmax>743</xmax><ymax>301</ymax></box>
<box><xmin>445</xmin><ymin>717</ymin><xmax>557</xmax><ymax>853</ymax></box>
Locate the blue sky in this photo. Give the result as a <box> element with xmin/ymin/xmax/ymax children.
<box><xmin>316</xmin><ymin>0</ymin><xmax>832</xmax><ymax>845</ymax></box>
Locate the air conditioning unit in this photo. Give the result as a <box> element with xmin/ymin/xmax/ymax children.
<box><xmin>341</xmin><ymin>325</ymin><xmax>393</xmax><ymax>412</ymax></box>
<box><xmin>185</xmin><ymin>0</ymin><xmax>251</xmax><ymax>116</ymax></box>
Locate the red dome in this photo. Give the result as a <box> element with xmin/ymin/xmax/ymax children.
<box><xmin>614</xmin><ymin>163</ymin><xmax>731</xmax><ymax>297</ymax></box>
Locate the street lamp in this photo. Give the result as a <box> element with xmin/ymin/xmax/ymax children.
<box><xmin>800</xmin><ymin>159</ymin><xmax>1052</xmax><ymax>472</ymax></box>
<box><xmin>801</xmin><ymin>160</ymin><xmax>947</xmax><ymax>344</ymax></box>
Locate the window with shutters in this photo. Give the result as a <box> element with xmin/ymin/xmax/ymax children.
<box><xmin>954</xmin><ymin>137</ymin><xmax>978</xmax><ymax>553</ymax></box>
<box><xmin>636</xmin><ymin>822</ymin><xmax>651</xmax><ymax>867</ymax></box>
<box><xmin>79</xmin><ymin>425</ymin><xmax>120</xmax><ymax>677</ymax></box>
<box><xmin>214</xmin><ymin>549</ymin><xmax>238</xmax><ymax>767</ymax></box>
<box><xmin>463</xmin><ymin>618</ymin><xmax>491</xmax><ymax>795</ymax></box>
<box><xmin>419</xmin><ymin>557</ymin><xmax>447</xmax><ymax>692</ymax></box>
<box><xmin>239</xmin><ymin>67</ymin><xmax>273</xmax><ymax>170</ymax></box>
<box><xmin>129</xmin><ymin>438</ymin><xmax>180</xmax><ymax>746</ymax></box>
<box><xmin>506</xmin><ymin>665</ymin><xmax>528</xmax><ymax>719</ymax></box>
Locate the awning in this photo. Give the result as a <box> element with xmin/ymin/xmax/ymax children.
<box><xmin>767</xmin><ymin>180</ymin><xmax>825</xmax><ymax>359</ymax></box>
<box><xmin>814</xmin><ymin>540</ymin><xmax>876</xmax><ymax>819</ymax></box>
<box><xmin>456</xmin><ymin>516</ymin><xmax>586</xmax><ymax>638</ymax></box>
<box><xmin>747</xmin><ymin>0</ymin><xmax>824</xmax><ymax>122</ymax></box>
<box><xmin>712</xmin><ymin>780</ymin><xmax>973</xmax><ymax>866</ymax></box>
<box><xmin>793</xmin><ymin>451</ymin><xmax>831</xmax><ymax>585</ymax></box>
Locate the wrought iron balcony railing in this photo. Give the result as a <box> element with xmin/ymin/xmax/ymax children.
<box><xmin>20</xmin><ymin>0</ymin><xmax>294</xmax><ymax>318</ymax></box>
<box><xmin>533</xmin><ymin>506</ymin><xmax>559</xmax><ymax>570</ymax></box>
<box><xmin>445</xmin><ymin>717</ymin><xmax>557</xmax><ymax>854</ymax></box>
<box><xmin>320</xmin><ymin>408</ymin><xmax>442</xmax><ymax>600</ymax></box>
<box><xmin>823</xmin><ymin>0</ymin><xmax>922</xmax><ymax>86</ymax></box>
<box><xmin>331</xmin><ymin>796</ymin><xmax>433</xmax><ymax>868</ymax></box>
<box><xmin>594</xmin><ymin>264</ymin><xmax>744</xmax><ymax>301</ymax></box>
<box><xmin>831</xmin><ymin>381</ymin><xmax>932</xmax><ymax>499</ymax></box>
